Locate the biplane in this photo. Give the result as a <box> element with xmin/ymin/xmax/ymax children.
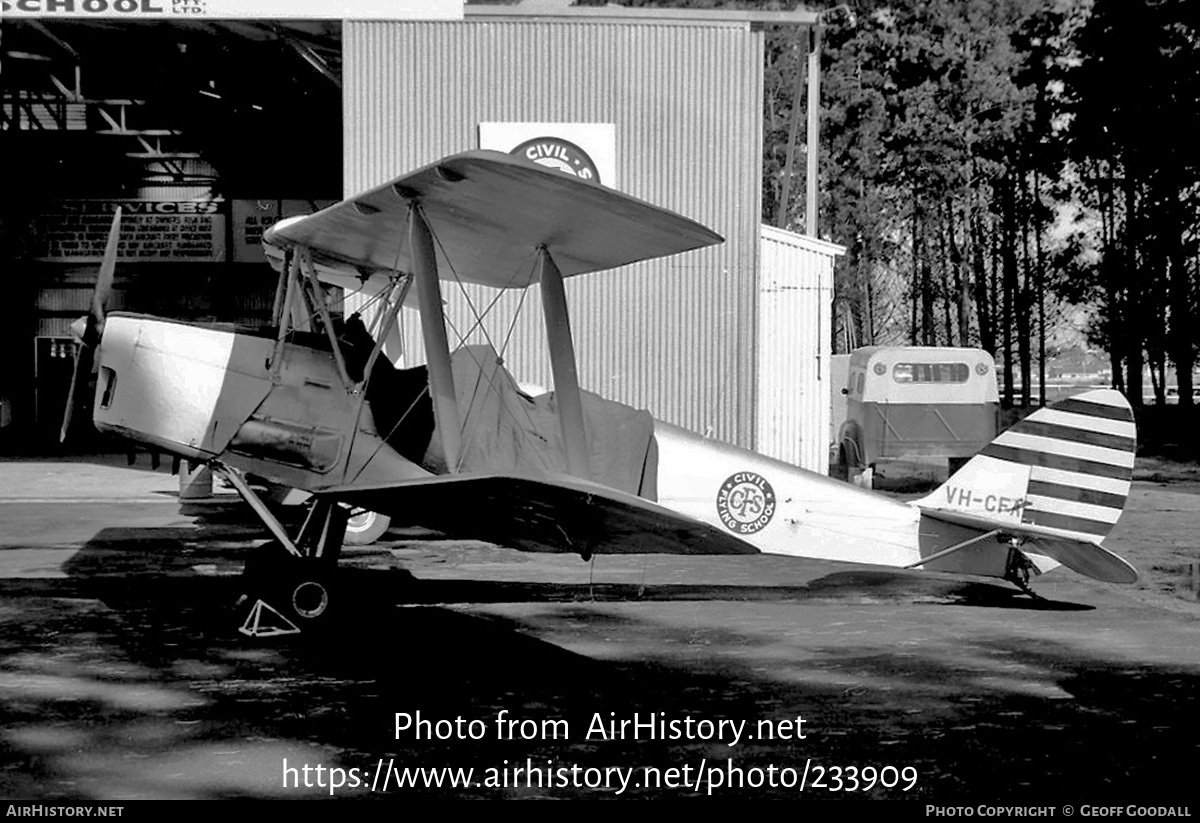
<box><xmin>65</xmin><ymin>150</ymin><xmax>1139</xmax><ymax>634</ymax></box>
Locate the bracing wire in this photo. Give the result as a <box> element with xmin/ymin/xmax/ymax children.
<box><xmin>423</xmin><ymin>221</ymin><xmax>560</xmax><ymax>474</ymax></box>
<box><xmin>345</xmin><ymin>219</ymin><xmax>418</xmax><ymax>483</ymax></box>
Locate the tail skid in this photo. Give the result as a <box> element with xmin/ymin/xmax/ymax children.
<box><xmin>914</xmin><ymin>389</ymin><xmax>1138</xmax><ymax>584</ymax></box>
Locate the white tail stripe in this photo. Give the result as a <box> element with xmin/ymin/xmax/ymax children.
<box><xmin>1026</xmin><ymin>495</ymin><xmax>1123</xmax><ymax>524</ymax></box>
<box><xmin>994</xmin><ymin>431</ymin><xmax>1136</xmax><ymax>469</ymax></box>
<box><xmin>1070</xmin><ymin>390</ymin><xmax>1131</xmax><ymax>408</ymax></box>
<box><xmin>1028</xmin><ymin>465</ymin><xmax>1131</xmax><ymax>496</ymax></box>
<box><xmin>1034</xmin><ymin>409</ymin><xmax>1138</xmax><ymax>439</ymax></box>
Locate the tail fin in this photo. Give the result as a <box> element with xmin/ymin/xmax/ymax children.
<box><xmin>918</xmin><ymin>389</ymin><xmax>1136</xmax><ymax>546</ymax></box>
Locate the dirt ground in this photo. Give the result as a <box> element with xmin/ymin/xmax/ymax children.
<box><xmin>0</xmin><ymin>457</ymin><xmax>1197</xmax><ymax>801</ymax></box>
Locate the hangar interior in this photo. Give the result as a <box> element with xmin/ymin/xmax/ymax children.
<box><xmin>1</xmin><ymin>19</ymin><xmax>343</xmax><ymax>451</ymax></box>
<box><xmin>2</xmin><ymin>6</ymin><xmax>836</xmax><ymax>470</ymax></box>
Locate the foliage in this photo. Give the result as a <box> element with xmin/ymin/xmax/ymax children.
<box><xmin>761</xmin><ymin>0</ymin><xmax>1198</xmax><ymax>406</ymax></box>
<box><xmin>591</xmin><ymin>0</ymin><xmax>1198</xmax><ymax>404</ymax></box>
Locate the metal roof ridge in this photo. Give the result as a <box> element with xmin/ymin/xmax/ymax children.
<box><xmin>464</xmin><ymin>2</ymin><xmax>818</xmax><ymax>27</ymax></box>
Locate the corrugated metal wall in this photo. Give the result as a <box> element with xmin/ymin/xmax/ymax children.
<box><xmin>342</xmin><ymin>19</ymin><xmax>763</xmax><ymax>446</ymax></box>
<box><xmin>756</xmin><ymin>226</ymin><xmax>841</xmax><ymax>473</ymax></box>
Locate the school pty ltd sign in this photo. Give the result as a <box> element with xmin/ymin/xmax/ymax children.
<box><xmin>2</xmin><ymin>0</ymin><xmax>461</xmax><ymax>19</ymax></box>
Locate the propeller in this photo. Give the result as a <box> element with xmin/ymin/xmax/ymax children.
<box><xmin>60</xmin><ymin>207</ymin><xmax>121</xmax><ymax>443</ymax></box>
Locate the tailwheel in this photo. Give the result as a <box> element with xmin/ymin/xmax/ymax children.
<box><xmin>1002</xmin><ymin>541</ymin><xmax>1042</xmax><ymax>599</ymax></box>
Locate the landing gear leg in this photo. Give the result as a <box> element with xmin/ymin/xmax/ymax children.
<box><xmin>1003</xmin><ymin>540</ymin><xmax>1042</xmax><ymax>599</ymax></box>
<box><xmin>213</xmin><ymin>462</ymin><xmax>348</xmax><ymax>635</ymax></box>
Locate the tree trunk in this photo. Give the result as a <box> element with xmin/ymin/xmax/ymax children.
<box><xmin>1017</xmin><ymin>172</ymin><xmax>1033</xmax><ymax>407</ymax></box>
<box><xmin>1033</xmin><ymin>168</ymin><xmax>1046</xmax><ymax>407</ymax></box>
<box><xmin>948</xmin><ymin>199</ymin><xmax>970</xmax><ymax>348</ymax></box>
<box><xmin>1002</xmin><ymin>176</ymin><xmax>1018</xmax><ymax>407</ymax></box>
<box><xmin>937</xmin><ymin>203</ymin><xmax>955</xmax><ymax>346</ymax></box>
<box><xmin>1122</xmin><ymin>153</ymin><xmax>1143</xmax><ymax>406</ymax></box>
<box><xmin>971</xmin><ymin>206</ymin><xmax>995</xmax><ymax>354</ymax></box>
<box><xmin>910</xmin><ymin>193</ymin><xmax>920</xmax><ymax>346</ymax></box>
<box><xmin>1167</xmin><ymin>191</ymin><xmax>1195</xmax><ymax>407</ymax></box>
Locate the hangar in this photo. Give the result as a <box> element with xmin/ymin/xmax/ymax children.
<box><xmin>0</xmin><ymin>1</ymin><xmax>839</xmax><ymax>471</ymax></box>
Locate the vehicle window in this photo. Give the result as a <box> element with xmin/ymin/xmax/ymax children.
<box><xmin>892</xmin><ymin>362</ymin><xmax>969</xmax><ymax>383</ymax></box>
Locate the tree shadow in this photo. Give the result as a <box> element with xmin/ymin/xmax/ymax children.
<box><xmin>6</xmin><ymin>526</ymin><xmax>1186</xmax><ymax>800</ymax></box>
<box><xmin>2</xmin><ymin>570</ymin><xmax>1195</xmax><ymax>800</ymax></box>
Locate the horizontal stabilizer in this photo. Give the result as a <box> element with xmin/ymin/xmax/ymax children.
<box><xmin>328</xmin><ymin>473</ymin><xmax>759</xmax><ymax>557</ymax></box>
<box><xmin>1025</xmin><ymin>536</ymin><xmax>1138</xmax><ymax>584</ymax></box>
<box><xmin>263</xmin><ymin>151</ymin><xmax>723</xmax><ymax>290</ymax></box>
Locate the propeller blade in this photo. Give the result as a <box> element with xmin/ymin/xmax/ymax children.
<box><xmin>59</xmin><ymin>342</ymin><xmax>94</xmax><ymax>443</ymax></box>
<box><xmin>91</xmin><ymin>207</ymin><xmax>122</xmax><ymax>339</ymax></box>
<box><xmin>61</xmin><ymin>208</ymin><xmax>121</xmax><ymax>443</ymax></box>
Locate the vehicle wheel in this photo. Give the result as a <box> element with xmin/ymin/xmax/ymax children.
<box><xmin>831</xmin><ymin>445</ymin><xmax>850</xmax><ymax>481</ymax></box>
<box><xmin>342</xmin><ymin>507</ymin><xmax>391</xmax><ymax>545</ymax></box>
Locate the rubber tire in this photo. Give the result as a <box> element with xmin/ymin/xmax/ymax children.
<box><xmin>831</xmin><ymin>445</ymin><xmax>850</xmax><ymax>481</ymax></box>
<box><xmin>240</xmin><ymin>541</ymin><xmax>338</xmax><ymax>627</ymax></box>
<box><xmin>343</xmin><ymin>508</ymin><xmax>391</xmax><ymax>545</ymax></box>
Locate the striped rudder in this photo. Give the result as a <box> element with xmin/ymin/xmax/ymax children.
<box><xmin>920</xmin><ymin>389</ymin><xmax>1135</xmax><ymax>544</ymax></box>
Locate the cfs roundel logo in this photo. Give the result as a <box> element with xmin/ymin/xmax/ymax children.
<box><xmin>511</xmin><ymin>137</ymin><xmax>601</xmax><ymax>183</ymax></box>
<box><xmin>716</xmin><ymin>472</ymin><xmax>777</xmax><ymax>535</ymax></box>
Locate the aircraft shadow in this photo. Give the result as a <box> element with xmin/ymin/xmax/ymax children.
<box><xmin>386</xmin><ymin>573</ymin><xmax>1091</xmax><ymax>612</ymax></box>
<box><xmin>35</xmin><ymin>526</ymin><xmax>1094</xmax><ymax>615</ymax></box>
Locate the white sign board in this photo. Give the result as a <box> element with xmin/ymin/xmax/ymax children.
<box><xmin>479</xmin><ymin>122</ymin><xmax>617</xmax><ymax>188</ymax></box>
<box><xmin>2</xmin><ymin>0</ymin><xmax>462</xmax><ymax>20</ymax></box>
<box><xmin>29</xmin><ymin>201</ymin><xmax>226</xmax><ymax>263</ymax></box>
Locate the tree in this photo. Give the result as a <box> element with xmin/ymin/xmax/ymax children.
<box><xmin>1063</xmin><ymin>0</ymin><xmax>1200</xmax><ymax>406</ymax></box>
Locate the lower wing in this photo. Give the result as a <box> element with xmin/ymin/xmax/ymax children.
<box><xmin>328</xmin><ymin>472</ymin><xmax>759</xmax><ymax>558</ymax></box>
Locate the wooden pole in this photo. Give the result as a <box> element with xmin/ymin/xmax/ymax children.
<box><xmin>776</xmin><ymin>32</ymin><xmax>809</xmax><ymax>229</ymax></box>
<box><xmin>805</xmin><ymin>24</ymin><xmax>823</xmax><ymax>238</ymax></box>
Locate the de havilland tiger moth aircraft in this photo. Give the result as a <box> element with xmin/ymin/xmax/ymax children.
<box><xmin>64</xmin><ymin>150</ymin><xmax>1139</xmax><ymax>635</ymax></box>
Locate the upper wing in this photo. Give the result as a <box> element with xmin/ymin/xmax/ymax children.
<box><xmin>262</xmin><ymin>150</ymin><xmax>723</xmax><ymax>290</ymax></box>
<box><xmin>327</xmin><ymin>472</ymin><xmax>759</xmax><ymax>557</ymax></box>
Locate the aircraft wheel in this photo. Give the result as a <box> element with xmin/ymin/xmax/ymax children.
<box><xmin>342</xmin><ymin>506</ymin><xmax>391</xmax><ymax>545</ymax></box>
<box><xmin>285</xmin><ymin>575</ymin><xmax>334</xmax><ymax>621</ymax></box>
<box><xmin>239</xmin><ymin>541</ymin><xmax>339</xmax><ymax>627</ymax></box>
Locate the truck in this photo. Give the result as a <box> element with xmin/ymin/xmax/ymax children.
<box><xmin>833</xmin><ymin>346</ymin><xmax>999</xmax><ymax>489</ymax></box>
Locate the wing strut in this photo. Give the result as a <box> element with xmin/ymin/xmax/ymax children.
<box><xmin>538</xmin><ymin>247</ymin><xmax>590</xmax><ymax>480</ymax></box>
<box><xmin>408</xmin><ymin>203</ymin><xmax>463</xmax><ymax>473</ymax></box>
<box><xmin>300</xmin><ymin>248</ymin><xmax>353</xmax><ymax>390</ymax></box>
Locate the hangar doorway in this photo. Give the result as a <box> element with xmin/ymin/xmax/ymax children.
<box><xmin>1</xmin><ymin>20</ymin><xmax>343</xmax><ymax>453</ymax></box>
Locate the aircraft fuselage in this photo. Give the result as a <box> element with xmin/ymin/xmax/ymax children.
<box><xmin>93</xmin><ymin>314</ymin><xmax>426</xmax><ymax>490</ymax></box>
